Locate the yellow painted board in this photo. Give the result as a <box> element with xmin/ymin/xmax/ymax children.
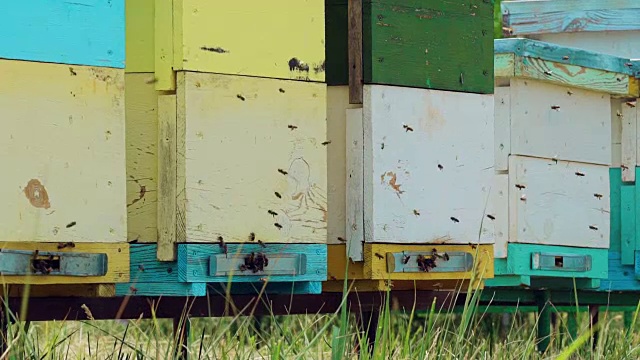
<box><xmin>156</xmin><ymin>0</ymin><xmax>325</xmax><ymax>88</ymax></box>
<box><xmin>325</xmin><ymin>245</ymin><xmax>484</xmax><ymax>291</ymax></box>
<box><xmin>155</xmin><ymin>0</ymin><xmax>175</xmax><ymax>90</ymax></box>
<box><xmin>0</xmin><ymin>242</ymin><xmax>129</xmax><ymax>284</ymax></box>
<box><xmin>125</xmin><ymin>0</ymin><xmax>155</xmax><ymax>73</ymax></box>
<box><xmin>125</xmin><ymin>73</ymin><xmax>158</xmax><ymax>243</ymax></box>
<box><xmin>173</xmin><ymin>72</ymin><xmax>327</xmax><ymax>244</ymax></box>
<box><xmin>0</xmin><ymin>59</ymin><xmax>127</xmax><ymax>244</ymax></box>
<box><xmin>363</xmin><ymin>244</ymin><xmax>494</xmax><ymax>281</ymax></box>
<box><xmin>1</xmin><ymin>284</ymin><xmax>116</xmax><ymax>297</ymax></box>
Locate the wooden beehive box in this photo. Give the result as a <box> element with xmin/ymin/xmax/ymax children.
<box><xmin>0</xmin><ymin>1</ymin><xmax>129</xmax><ymax>285</ymax></box>
<box><xmin>488</xmin><ymin>38</ymin><xmax>640</xmax><ymax>288</ymax></box>
<box><xmin>325</xmin><ymin>0</ymin><xmax>494</xmax><ymax>94</ymax></box>
<box><xmin>500</xmin><ymin>0</ymin><xmax>640</xmax><ymax>291</ymax></box>
<box><xmin>118</xmin><ymin>0</ymin><xmax>329</xmax><ymax>295</ymax></box>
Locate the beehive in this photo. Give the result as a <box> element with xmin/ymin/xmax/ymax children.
<box><xmin>0</xmin><ymin>1</ymin><xmax>129</xmax><ymax>285</ymax></box>
<box><xmin>487</xmin><ymin>38</ymin><xmax>639</xmax><ymax>289</ymax></box>
<box><xmin>118</xmin><ymin>0</ymin><xmax>328</xmax><ymax>296</ymax></box>
<box><xmin>323</xmin><ymin>0</ymin><xmax>496</xmax><ymax>290</ymax></box>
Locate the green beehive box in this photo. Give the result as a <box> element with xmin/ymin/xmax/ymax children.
<box><xmin>325</xmin><ymin>0</ymin><xmax>494</xmax><ymax>94</ymax></box>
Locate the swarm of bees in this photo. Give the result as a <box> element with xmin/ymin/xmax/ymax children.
<box><xmin>415</xmin><ymin>249</ymin><xmax>450</xmax><ymax>272</ymax></box>
<box><xmin>239</xmin><ymin>252</ymin><xmax>269</xmax><ymax>273</ymax></box>
<box><xmin>31</xmin><ymin>251</ymin><xmax>55</xmax><ymax>275</ymax></box>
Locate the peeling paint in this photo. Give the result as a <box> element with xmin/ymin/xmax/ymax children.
<box><xmin>24</xmin><ymin>179</ymin><xmax>51</xmax><ymax>209</ymax></box>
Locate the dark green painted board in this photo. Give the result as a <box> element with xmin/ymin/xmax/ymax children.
<box><xmin>325</xmin><ymin>0</ymin><xmax>494</xmax><ymax>93</ymax></box>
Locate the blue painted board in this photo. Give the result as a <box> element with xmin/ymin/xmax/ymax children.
<box><xmin>116</xmin><ymin>244</ymin><xmax>207</xmax><ymax>296</ymax></box>
<box><xmin>0</xmin><ymin>0</ymin><xmax>125</xmax><ymax>68</ymax></box>
<box><xmin>598</xmin><ymin>252</ymin><xmax>640</xmax><ymax>292</ymax></box>
<box><xmin>636</xmin><ymin>168</ymin><xmax>640</xmax><ymax>251</ymax></box>
<box><xmin>502</xmin><ymin>0</ymin><xmax>640</xmax><ymax>35</ymax></box>
<box><xmin>505</xmin><ymin>243</ymin><xmax>608</xmax><ymax>279</ymax></box>
<box><xmin>622</xmin><ymin>183</ymin><xmax>636</xmax><ymax>265</ymax></box>
<box><xmin>208</xmin><ymin>281</ymin><xmax>322</xmax><ymax>295</ymax></box>
<box><xmin>494</xmin><ymin>38</ymin><xmax>639</xmax><ymax>76</ymax></box>
<box><xmin>178</xmin><ymin>244</ymin><xmax>327</xmax><ymax>283</ymax></box>
<box><xmin>610</xmin><ymin>168</ymin><xmax>623</xmax><ymax>253</ymax></box>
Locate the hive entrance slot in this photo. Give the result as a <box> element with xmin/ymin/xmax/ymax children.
<box><xmin>32</xmin><ymin>255</ymin><xmax>61</xmax><ymax>274</ymax></box>
<box><xmin>554</xmin><ymin>256</ymin><xmax>563</xmax><ymax>268</ymax></box>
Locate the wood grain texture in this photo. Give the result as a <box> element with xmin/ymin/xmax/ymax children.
<box><xmin>363</xmin><ymin>244</ymin><xmax>494</xmax><ymax>281</ymax></box>
<box><xmin>597</xmin><ymin>252</ymin><xmax>640</xmax><ymax>292</ymax></box>
<box><xmin>531</xmin><ymin>31</ymin><xmax>640</xmax><ymax>60</ymax></box>
<box><xmin>362</xmin><ymin>85</ymin><xmax>495</xmax><ymax>244</ymax></box>
<box><xmin>177</xmin><ymin>244</ymin><xmax>327</xmax><ymax>283</ymax></box>
<box><xmin>494</xmin><ymin>54</ymin><xmax>516</xmax><ymax>78</ymax></box>
<box><xmin>115</xmin><ymin>244</ymin><xmax>205</xmax><ymax>296</ymax></box>
<box><xmin>0</xmin><ymin>60</ymin><xmax>126</xmax><ymax>244</ymax></box>
<box><xmin>346</xmin><ymin>108</ymin><xmax>364</xmax><ymax>261</ymax></box>
<box><xmin>327</xmin><ymin>87</ymin><xmax>362</xmax><ymax>248</ymax></box>
<box><xmin>348</xmin><ymin>0</ymin><xmax>363</xmax><ymax>103</ymax></box>
<box><xmin>502</xmin><ymin>0</ymin><xmax>640</xmax><ymax>35</ymax></box>
<box><xmin>494</xmin><ymin>86</ymin><xmax>511</xmax><ymax>171</ymax></box>
<box><xmin>504</xmin><ymin>243</ymin><xmax>608</xmax><ymax>279</ymax></box>
<box><xmin>126</xmin><ymin>74</ymin><xmax>158</xmax><ymax>244</ymax></box>
<box><xmin>0</xmin><ymin>242</ymin><xmax>129</xmax><ymax>284</ymax></box>
<box><xmin>208</xmin><ymin>282</ymin><xmax>322</xmax><ymax>295</ymax></box>
<box><xmin>1</xmin><ymin>284</ymin><xmax>116</xmax><ymax>298</ymax></box>
<box><xmin>362</xmin><ymin>0</ymin><xmax>494</xmax><ymax>94</ymax></box>
<box><xmin>0</xmin><ymin>0</ymin><xmax>124</xmax><ymax>68</ymax></box>
<box><xmin>508</xmin><ymin>156</ymin><xmax>610</xmax><ymax>249</ymax></box>
<box><xmin>612</xmin><ymin>99</ymin><xmax>623</xmax><ymax>168</ymax></box>
<box><xmin>166</xmin><ymin>0</ymin><xmax>325</xmax><ymax>83</ymax></box>
<box><xmin>125</xmin><ymin>0</ymin><xmax>154</xmax><ymax>73</ymax></box>
<box><xmin>157</xmin><ymin>95</ymin><xmax>177</xmax><ymax>261</ymax></box>
<box><xmin>154</xmin><ymin>0</ymin><xmax>175</xmax><ymax>90</ymax></box>
<box><xmin>176</xmin><ymin>73</ymin><xmax>327</xmax><ymax>244</ymax></box>
<box><xmin>493</xmin><ymin>174</ymin><xmax>509</xmax><ymax>259</ymax></box>
<box><xmin>509</xmin><ymin>78</ymin><xmax>611</xmax><ymax>165</ymax></box>
<box><xmin>495</xmin><ymin>38</ymin><xmax>639</xmax><ymax>77</ymax></box>
<box><xmin>610</xmin><ymin>168</ymin><xmax>622</xmax><ymax>253</ymax></box>
<box><xmin>621</xmin><ymin>101</ymin><xmax>637</xmax><ymax>182</ymax></box>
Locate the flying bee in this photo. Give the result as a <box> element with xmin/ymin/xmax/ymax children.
<box><xmin>551</xmin><ymin>105</ymin><xmax>561</xmax><ymax>110</ymax></box>
<box><xmin>544</xmin><ymin>70</ymin><xmax>553</xmax><ymax>76</ymax></box>
<box><xmin>217</xmin><ymin>236</ymin><xmax>227</xmax><ymax>255</ymax></box>
<box><xmin>321</xmin><ymin>141</ymin><xmax>331</xmax><ymax>146</ymax></box>
<box><xmin>626</xmin><ymin>101</ymin><xmax>637</xmax><ymax>108</ymax></box>
<box><xmin>288</xmin><ymin>125</ymin><xmax>298</xmax><ymax>130</ymax></box>
<box><xmin>278</xmin><ymin>169</ymin><xmax>288</xmax><ymax>175</ymax></box>
<box><xmin>374</xmin><ymin>253</ymin><xmax>384</xmax><ymax>260</ymax></box>
<box><xmin>57</xmin><ymin>241</ymin><xmax>75</xmax><ymax>249</ymax></box>
<box><xmin>594</xmin><ymin>193</ymin><xmax>603</xmax><ymax>199</ymax></box>
<box><xmin>515</xmin><ymin>184</ymin><xmax>526</xmax><ymax>190</ymax></box>
<box><xmin>236</xmin><ymin>94</ymin><xmax>245</xmax><ymax>101</ymax></box>
<box><xmin>337</xmin><ymin>237</ymin><xmax>346</xmax><ymax>242</ymax></box>
<box><xmin>413</xmin><ymin>209</ymin><xmax>420</xmax><ymax>216</ymax></box>
<box><xmin>575</xmin><ymin>171</ymin><xmax>585</xmax><ymax>177</ymax></box>
<box><xmin>274</xmin><ymin>192</ymin><xmax>282</xmax><ymax>199</ymax></box>
<box><xmin>249</xmin><ymin>232</ymin><xmax>256</xmax><ymax>241</ymax></box>
<box><xmin>268</xmin><ymin>210</ymin><xmax>278</xmax><ymax>217</ymax></box>
<box><xmin>258</xmin><ymin>240</ymin><xmax>266</xmax><ymax>248</ymax></box>
<box><xmin>589</xmin><ymin>225</ymin><xmax>598</xmax><ymax>231</ymax></box>
<box><xmin>402</xmin><ymin>255</ymin><xmax>411</xmax><ymax>264</ymax></box>
<box><xmin>562</xmin><ymin>55</ymin><xmax>569</xmax><ymax>60</ymax></box>
<box><xmin>450</xmin><ymin>217</ymin><xmax>460</xmax><ymax>223</ymax></box>
<box><xmin>274</xmin><ymin>223</ymin><xmax>283</xmax><ymax>230</ymax></box>
<box><xmin>486</xmin><ymin>214</ymin><xmax>496</xmax><ymax>220</ymax></box>
<box><xmin>402</xmin><ymin>124</ymin><xmax>414</xmax><ymax>132</ymax></box>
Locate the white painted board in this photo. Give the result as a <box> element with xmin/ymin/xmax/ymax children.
<box><xmin>495</xmin><ymin>86</ymin><xmax>511</xmax><ymax>171</ymax></box>
<box><xmin>510</xmin><ymin>78</ymin><xmax>611</xmax><ymax>165</ymax></box>
<box><xmin>346</xmin><ymin>108</ymin><xmax>364</xmax><ymax>261</ymax></box>
<box><xmin>493</xmin><ymin>173</ymin><xmax>509</xmax><ymax>259</ymax></box>
<box><xmin>508</xmin><ymin>155</ymin><xmax>610</xmax><ymax>249</ymax></box>
<box><xmin>362</xmin><ymin>85</ymin><xmax>495</xmax><ymax>245</ymax></box>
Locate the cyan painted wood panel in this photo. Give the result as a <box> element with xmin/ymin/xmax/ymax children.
<box><xmin>505</xmin><ymin>243</ymin><xmax>608</xmax><ymax>279</ymax></box>
<box><xmin>0</xmin><ymin>0</ymin><xmax>125</xmax><ymax>68</ymax></box>
<box><xmin>208</xmin><ymin>281</ymin><xmax>322</xmax><ymax>295</ymax></box>
<box><xmin>597</xmin><ymin>252</ymin><xmax>640</xmax><ymax>292</ymax></box>
<box><xmin>178</xmin><ymin>244</ymin><xmax>327</xmax><ymax>283</ymax></box>
<box><xmin>502</xmin><ymin>0</ymin><xmax>640</xmax><ymax>36</ymax></box>
<box><xmin>115</xmin><ymin>244</ymin><xmax>206</xmax><ymax>296</ymax></box>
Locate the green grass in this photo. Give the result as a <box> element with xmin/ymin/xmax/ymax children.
<box><xmin>3</xmin><ymin>286</ymin><xmax>640</xmax><ymax>360</ymax></box>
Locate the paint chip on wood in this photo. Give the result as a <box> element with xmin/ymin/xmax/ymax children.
<box><xmin>24</xmin><ymin>179</ymin><xmax>51</xmax><ymax>209</ymax></box>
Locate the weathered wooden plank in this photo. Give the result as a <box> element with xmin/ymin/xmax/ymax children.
<box><xmin>125</xmin><ymin>0</ymin><xmax>154</xmax><ymax>73</ymax></box>
<box><xmin>176</xmin><ymin>73</ymin><xmax>327</xmax><ymax>244</ymax></box>
<box><xmin>531</xmin><ymin>32</ymin><xmax>640</xmax><ymax>61</ymax></box>
<box><xmin>505</xmin><ymin>243</ymin><xmax>608</xmax><ymax>279</ymax></box>
<box><xmin>348</xmin><ymin>0</ymin><xmax>363</xmax><ymax>104</ymax></box>
<box><xmin>493</xmin><ymin>174</ymin><xmax>509</xmax><ymax>259</ymax></box>
<box><xmin>1</xmin><ymin>284</ymin><xmax>116</xmax><ymax>298</ymax></box>
<box><xmin>363</xmin><ymin>0</ymin><xmax>494</xmax><ymax>93</ymax></box>
<box><xmin>208</xmin><ymin>282</ymin><xmax>322</xmax><ymax>295</ymax></box>
<box><xmin>599</xmin><ymin>252</ymin><xmax>640</xmax><ymax>292</ymax></box>
<box><xmin>155</xmin><ymin>0</ymin><xmax>174</xmax><ymax>90</ymax></box>
<box><xmin>0</xmin><ymin>243</ymin><xmax>128</xmax><ymax>284</ymax></box>
<box><xmin>126</xmin><ymin>74</ymin><xmax>158</xmax><ymax>243</ymax></box>
<box><xmin>362</xmin><ymin>85</ymin><xmax>494</xmax><ymax>244</ymax></box>
<box><xmin>363</xmin><ymin>244</ymin><xmax>494</xmax><ymax>281</ymax></box>
<box><xmin>0</xmin><ymin>60</ymin><xmax>126</xmax><ymax>244</ymax></box>
<box><xmin>502</xmin><ymin>0</ymin><xmax>640</xmax><ymax>35</ymax></box>
<box><xmin>157</xmin><ymin>94</ymin><xmax>177</xmax><ymax>260</ymax></box>
<box><xmin>494</xmin><ymin>54</ymin><xmax>516</xmax><ymax>79</ymax></box>
<box><xmin>327</xmin><ymin>87</ymin><xmax>362</xmax><ymax>249</ymax></box>
<box><xmin>494</xmin><ymin>86</ymin><xmax>511</xmax><ymax>171</ymax></box>
<box><xmin>621</xmin><ymin>184</ymin><xmax>636</xmax><ymax>265</ymax></box>
<box><xmin>164</xmin><ymin>0</ymin><xmax>325</xmax><ymax>83</ymax></box>
<box><xmin>177</xmin><ymin>244</ymin><xmax>327</xmax><ymax>284</ymax></box>
<box><xmin>509</xmin><ymin>78</ymin><xmax>611</xmax><ymax>165</ymax></box>
<box><xmin>495</xmin><ymin>38</ymin><xmax>639</xmax><ymax>76</ymax></box>
<box><xmin>116</xmin><ymin>282</ymin><xmax>205</xmax><ymax>297</ymax></box>
<box><xmin>0</xmin><ymin>0</ymin><xmax>124</xmax><ymax>68</ymax></box>
<box><xmin>346</xmin><ymin>108</ymin><xmax>364</xmax><ymax>262</ymax></box>
<box><xmin>621</xmin><ymin>100</ymin><xmax>637</xmax><ymax>182</ymax></box>
<box><xmin>508</xmin><ymin>156</ymin><xmax>610</xmax><ymax>249</ymax></box>
<box><xmin>322</xmin><ymin>279</ymin><xmax>478</xmax><ymax>292</ymax></box>
<box><xmin>612</xmin><ymin>99</ymin><xmax>623</xmax><ymax>168</ymax></box>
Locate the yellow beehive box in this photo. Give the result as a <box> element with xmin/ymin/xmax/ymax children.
<box><xmin>155</xmin><ymin>0</ymin><xmax>325</xmax><ymax>90</ymax></box>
